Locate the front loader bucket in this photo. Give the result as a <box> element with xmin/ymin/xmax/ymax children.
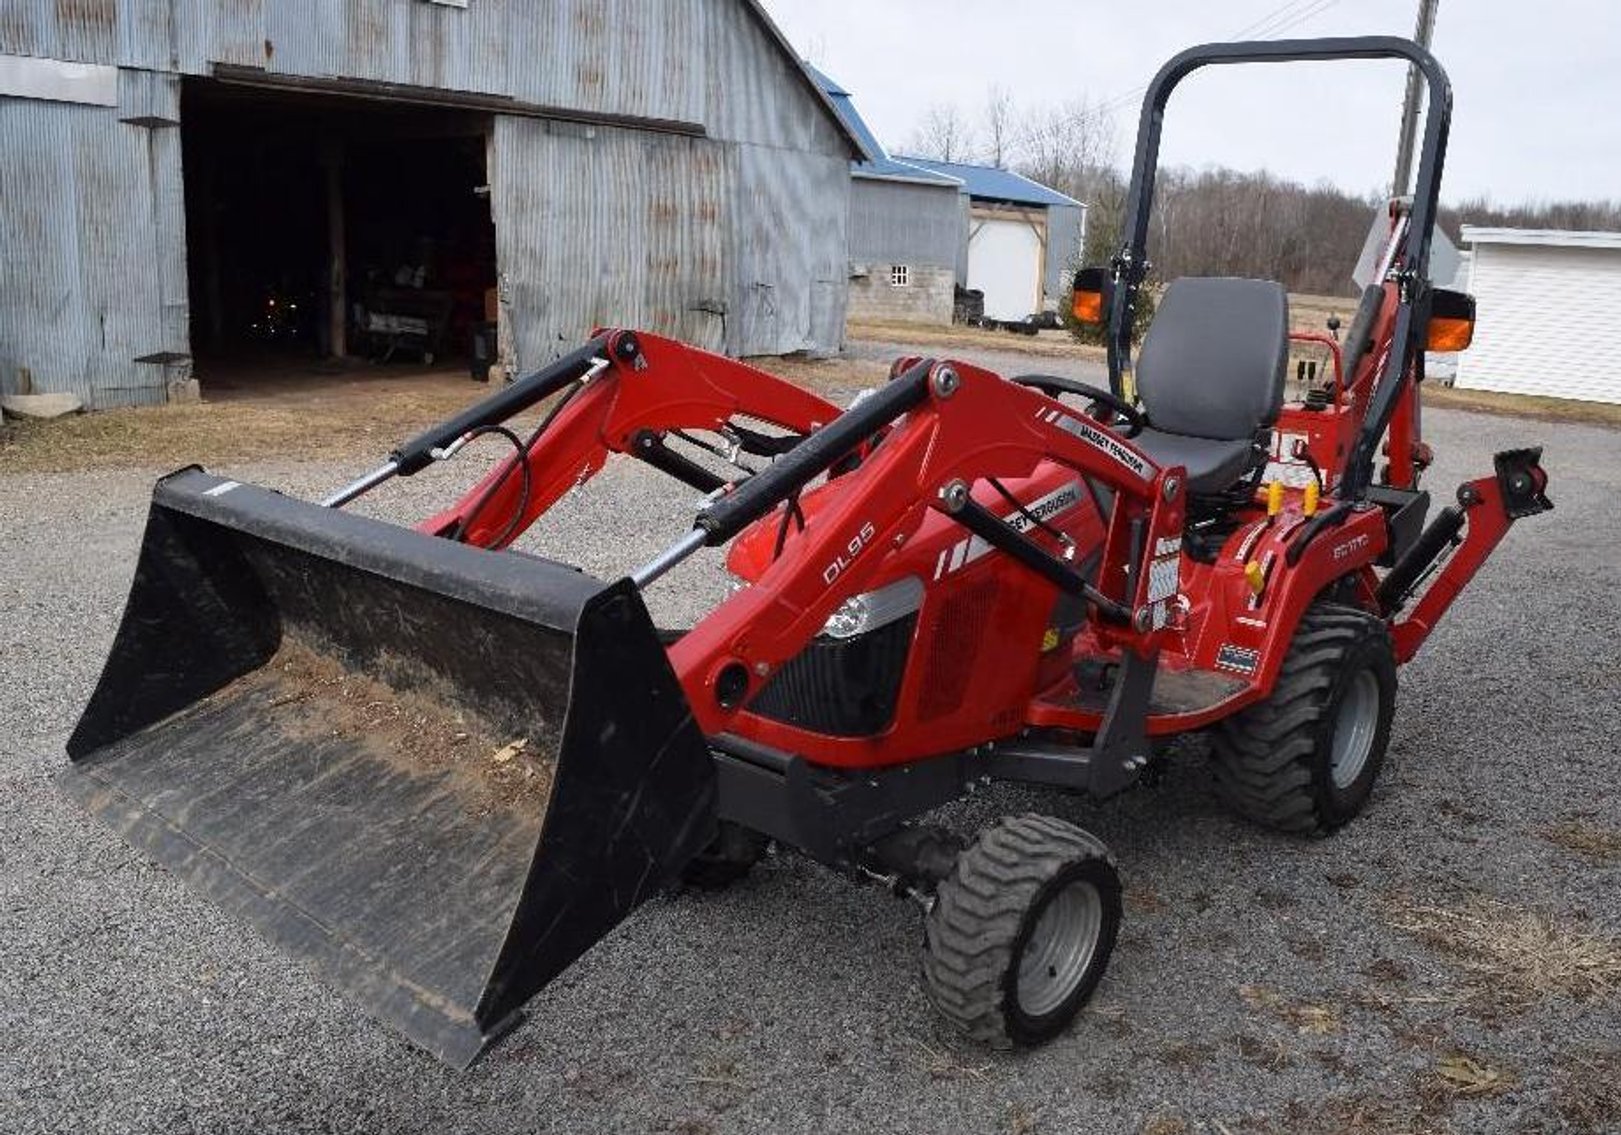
<box><xmin>62</xmin><ymin>468</ymin><xmax>716</xmax><ymax>1067</ymax></box>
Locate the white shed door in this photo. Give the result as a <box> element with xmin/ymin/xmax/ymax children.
<box><xmin>968</xmin><ymin>217</ymin><xmax>1042</xmax><ymax>322</ymax></box>
<box><xmin>1456</xmin><ymin>243</ymin><xmax>1621</xmax><ymax>403</ymax></box>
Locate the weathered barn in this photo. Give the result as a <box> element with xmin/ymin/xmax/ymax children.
<box><xmin>809</xmin><ymin>66</ymin><xmax>964</xmax><ymax>325</ymax></box>
<box><xmin>810</xmin><ymin>67</ymin><xmax>1083</xmax><ymax>327</ymax></box>
<box><xmin>0</xmin><ymin>0</ymin><xmax>864</xmax><ymax>408</ymax></box>
<box><xmin>1454</xmin><ymin>226</ymin><xmax>1621</xmax><ymax>404</ymax></box>
<box><xmin>897</xmin><ymin>157</ymin><xmax>1085</xmax><ymax>326</ymax></box>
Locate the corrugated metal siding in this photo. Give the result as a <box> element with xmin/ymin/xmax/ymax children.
<box><xmin>491</xmin><ymin>116</ymin><xmax>732</xmax><ymax>370</ymax></box>
<box><xmin>0</xmin><ymin>0</ymin><xmax>119</xmax><ymax>64</ymax></box>
<box><xmin>730</xmin><ymin>143</ymin><xmax>848</xmax><ymax>356</ymax></box>
<box><xmin>16</xmin><ymin>0</ymin><xmax>714</xmax><ymax>131</ymax></box>
<box><xmin>849</xmin><ymin>179</ymin><xmax>961</xmax><ymax>269</ymax></box>
<box><xmin>0</xmin><ymin>96</ymin><xmax>180</xmax><ymax>406</ymax></box>
<box><xmin>2</xmin><ymin>1</ymin><xmax>839</xmax><ymax>151</ymax></box>
<box><xmin>1044</xmin><ymin>203</ymin><xmax>1082</xmax><ymax>301</ymax></box>
<box><xmin>703</xmin><ymin>0</ymin><xmax>842</xmax><ymax>154</ymax></box>
<box><xmin>1454</xmin><ymin>243</ymin><xmax>1621</xmax><ymax>404</ymax></box>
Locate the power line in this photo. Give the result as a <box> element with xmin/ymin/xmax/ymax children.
<box><xmin>1067</xmin><ymin>0</ymin><xmax>1342</xmax><ymax>132</ymax></box>
<box><xmin>1230</xmin><ymin>0</ymin><xmax>1324</xmax><ymax>40</ymax></box>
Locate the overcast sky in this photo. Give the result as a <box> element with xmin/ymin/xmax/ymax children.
<box><xmin>761</xmin><ymin>0</ymin><xmax>1621</xmax><ymax>206</ymax></box>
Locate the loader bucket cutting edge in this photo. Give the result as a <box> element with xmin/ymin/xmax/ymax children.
<box><xmin>61</xmin><ymin>468</ymin><xmax>717</xmax><ymax>1067</ymax></box>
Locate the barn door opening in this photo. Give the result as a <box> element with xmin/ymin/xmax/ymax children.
<box><xmin>181</xmin><ymin>79</ymin><xmax>496</xmax><ymax>395</ymax></box>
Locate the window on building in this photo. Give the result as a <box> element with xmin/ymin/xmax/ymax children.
<box><xmin>890</xmin><ymin>264</ymin><xmax>911</xmax><ymax>287</ymax></box>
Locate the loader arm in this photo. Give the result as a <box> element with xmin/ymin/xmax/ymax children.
<box><xmin>418</xmin><ymin>331</ymin><xmax>844</xmax><ymax>548</ymax></box>
<box><xmin>405</xmin><ymin>334</ymin><xmax>1188</xmax><ymax>748</ymax></box>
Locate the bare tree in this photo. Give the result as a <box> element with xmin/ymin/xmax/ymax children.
<box><xmin>983</xmin><ymin>85</ymin><xmax>1017</xmax><ymax>169</ymax></box>
<box><xmin>1012</xmin><ymin>96</ymin><xmax>1122</xmax><ymax>263</ymax></box>
<box><xmin>1017</xmin><ymin>96</ymin><xmax>1118</xmax><ymax>204</ymax></box>
<box><xmin>906</xmin><ymin>103</ymin><xmax>976</xmax><ymax>163</ymax></box>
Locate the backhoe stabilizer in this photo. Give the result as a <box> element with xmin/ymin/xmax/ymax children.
<box><xmin>62</xmin><ymin>468</ymin><xmax>717</xmax><ymax>1067</ymax></box>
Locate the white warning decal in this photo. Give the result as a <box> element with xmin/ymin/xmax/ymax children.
<box><xmin>1147</xmin><ymin>555</ymin><xmax>1181</xmax><ymax>603</ymax></box>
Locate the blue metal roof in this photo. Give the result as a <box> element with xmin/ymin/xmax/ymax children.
<box><xmin>804</xmin><ymin>64</ymin><xmax>961</xmax><ymax>187</ymax></box>
<box><xmin>893</xmin><ymin>156</ymin><xmax>1082</xmax><ymax>208</ymax></box>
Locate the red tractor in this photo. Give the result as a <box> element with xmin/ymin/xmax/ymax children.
<box><xmin>67</xmin><ymin>37</ymin><xmax>1550</xmax><ymax>1066</ymax></box>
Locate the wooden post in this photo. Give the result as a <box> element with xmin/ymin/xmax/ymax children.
<box><xmin>321</xmin><ymin>136</ymin><xmax>346</xmax><ymax>358</ymax></box>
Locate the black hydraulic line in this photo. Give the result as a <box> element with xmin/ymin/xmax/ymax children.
<box><xmin>462</xmin><ymin>425</ymin><xmax>533</xmax><ymax>550</ymax></box>
<box><xmin>951</xmin><ymin>497</ymin><xmax>1131</xmax><ymax>623</ymax></box>
<box><xmin>987</xmin><ymin>476</ymin><xmax>1074</xmax><ymax>551</ymax></box>
<box><xmin>391</xmin><ymin>337</ymin><xmax>608</xmax><ymax>475</ymax></box>
<box><xmin>697</xmin><ymin>361</ymin><xmax>933</xmax><ymax>545</ymax></box>
<box><xmin>630</xmin><ymin>430</ymin><xmax>729</xmax><ymax>494</ymax></box>
<box><xmin>450</xmin><ymin>378</ymin><xmax>588</xmax><ymax>545</ymax></box>
<box><xmin>1291</xmin><ymin>442</ymin><xmax>1326</xmax><ymax>495</ymax></box>
<box><xmin>1376</xmin><ymin>503</ymin><xmax>1466</xmax><ymax>613</ymax></box>
<box><xmin>772</xmin><ymin>492</ymin><xmax>806</xmax><ymax>562</ymax></box>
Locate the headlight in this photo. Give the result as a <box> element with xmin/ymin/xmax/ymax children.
<box><xmin>820</xmin><ymin>576</ymin><xmax>924</xmax><ymax>640</ymax></box>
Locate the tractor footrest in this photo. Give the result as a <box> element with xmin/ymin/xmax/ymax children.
<box><xmin>1060</xmin><ymin>661</ymin><xmax>1249</xmax><ymax>717</ymax></box>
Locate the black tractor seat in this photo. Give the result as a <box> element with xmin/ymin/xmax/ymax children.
<box><xmin>1130</xmin><ymin>430</ymin><xmax>1259</xmax><ymax>495</ymax></box>
<box><xmin>1130</xmin><ymin>277</ymin><xmax>1289</xmax><ymax>496</ymax></box>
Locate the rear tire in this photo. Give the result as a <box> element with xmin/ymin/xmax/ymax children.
<box><xmin>679</xmin><ymin>821</ymin><xmax>768</xmax><ymax>890</ymax></box>
<box><xmin>1211</xmin><ymin>603</ymin><xmax>1396</xmax><ymax>834</ymax></box>
<box><xmin>922</xmin><ymin>814</ymin><xmax>1121</xmax><ymax>1048</ymax></box>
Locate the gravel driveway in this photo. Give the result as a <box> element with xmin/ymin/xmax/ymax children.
<box><xmin>2</xmin><ymin>370</ymin><xmax>1618</xmax><ymax>1133</ymax></box>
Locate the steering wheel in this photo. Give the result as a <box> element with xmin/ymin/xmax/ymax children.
<box><xmin>1012</xmin><ymin>374</ymin><xmax>1145</xmax><ymax>438</ymax></box>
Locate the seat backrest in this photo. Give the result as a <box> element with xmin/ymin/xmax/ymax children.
<box><xmin>1135</xmin><ymin>277</ymin><xmax>1289</xmax><ymax>441</ymax></box>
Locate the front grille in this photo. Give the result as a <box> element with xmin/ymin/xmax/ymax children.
<box><xmin>916</xmin><ymin>578</ymin><xmax>999</xmax><ymax>722</ymax></box>
<box><xmin>747</xmin><ymin>615</ymin><xmax>915</xmax><ymax>737</ymax></box>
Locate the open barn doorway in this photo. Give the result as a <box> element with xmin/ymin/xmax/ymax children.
<box><xmin>181</xmin><ymin>79</ymin><xmax>497</xmax><ymax>395</ymax></box>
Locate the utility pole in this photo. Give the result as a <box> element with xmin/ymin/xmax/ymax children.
<box><xmin>1391</xmin><ymin>0</ymin><xmax>1440</xmax><ymax>198</ymax></box>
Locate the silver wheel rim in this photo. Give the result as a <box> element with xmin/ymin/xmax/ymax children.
<box><xmin>1015</xmin><ymin>879</ymin><xmax>1103</xmax><ymax>1017</ymax></box>
<box><xmin>1330</xmin><ymin>669</ymin><xmax>1380</xmax><ymax>789</ymax></box>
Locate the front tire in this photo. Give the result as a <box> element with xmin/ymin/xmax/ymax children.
<box><xmin>679</xmin><ymin>822</ymin><xmax>768</xmax><ymax>890</ymax></box>
<box><xmin>922</xmin><ymin>814</ymin><xmax>1122</xmax><ymax>1048</ymax></box>
<box><xmin>1211</xmin><ymin>603</ymin><xmax>1396</xmax><ymax>834</ymax></box>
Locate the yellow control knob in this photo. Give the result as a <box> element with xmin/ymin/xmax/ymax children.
<box><xmin>1244</xmin><ymin>560</ymin><xmax>1266</xmax><ymax>595</ymax></box>
<box><xmin>1266</xmin><ymin>480</ymin><xmax>1284</xmax><ymax>517</ymax></box>
<box><xmin>1303</xmin><ymin>479</ymin><xmax>1320</xmax><ymax>517</ymax></box>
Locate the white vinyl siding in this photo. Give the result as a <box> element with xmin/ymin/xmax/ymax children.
<box><xmin>1456</xmin><ymin>242</ymin><xmax>1621</xmax><ymax>404</ymax></box>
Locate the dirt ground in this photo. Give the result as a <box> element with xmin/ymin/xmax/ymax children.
<box><xmin>2</xmin><ymin>327</ymin><xmax>1619</xmax><ymax>1134</ymax></box>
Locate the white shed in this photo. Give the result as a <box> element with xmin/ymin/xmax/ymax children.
<box><xmin>1455</xmin><ymin>227</ymin><xmax>1621</xmax><ymax>403</ymax></box>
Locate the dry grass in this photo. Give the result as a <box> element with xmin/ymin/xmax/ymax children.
<box><xmin>1235</xmin><ymin>1032</ymin><xmax>1292</xmax><ymax>1071</ymax></box>
<box><xmin>1540</xmin><ymin>820</ymin><xmax>1621</xmax><ymax>863</ymax></box>
<box><xmin>1137</xmin><ymin>1111</ymin><xmax>1191</xmax><ymax>1135</ymax></box>
<box><xmin>1554</xmin><ymin>1049</ymin><xmax>1621</xmax><ymax>1130</ymax></box>
<box><xmin>757</xmin><ymin>354</ymin><xmax>886</xmax><ymax>391</ymax></box>
<box><xmin>848</xmin><ymin>318</ymin><xmax>1107</xmax><ymax>362</ymax></box>
<box><xmin>0</xmin><ymin>374</ymin><xmax>479</xmax><ymax>475</ymax></box>
<box><xmin>1288</xmin><ymin>292</ymin><xmax>1359</xmax><ymax>336</ymax></box>
<box><xmin>1423</xmin><ymin>384</ymin><xmax>1621</xmax><ymax>428</ymax></box>
<box><xmin>906</xmin><ymin>1037</ymin><xmax>991</xmax><ymax>1082</ymax></box>
<box><xmin>1386</xmin><ymin>895</ymin><xmax>1621</xmax><ymax>1006</ymax></box>
<box><xmin>0</xmin><ymin>354</ymin><xmax>876</xmax><ymax>475</ymax></box>
<box><xmin>1270</xmin><ymin>1094</ymin><xmax>1445</xmax><ymax>1135</ymax></box>
<box><xmin>1237</xmin><ymin>984</ymin><xmax>1343</xmax><ymax>1035</ymax></box>
<box><xmin>1426</xmin><ymin>1052</ymin><xmax>1516</xmax><ymax>1099</ymax></box>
